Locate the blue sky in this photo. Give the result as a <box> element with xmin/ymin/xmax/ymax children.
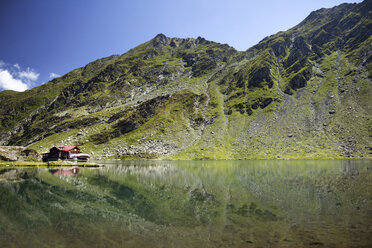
<box><xmin>0</xmin><ymin>0</ymin><xmax>362</xmax><ymax>91</ymax></box>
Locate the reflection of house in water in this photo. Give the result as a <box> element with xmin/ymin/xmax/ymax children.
<box><xmin>50</xmin><ymin>167</ymin><xmax>80</xmax><ymax>176</ymax></box>
<box><xmin>42</xmin><ymin>146</ymin><xmax>90</xmax><ymax>162</ymax></box>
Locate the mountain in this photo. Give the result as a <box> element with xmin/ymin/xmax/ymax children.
<box><xmin>1</xmin><ymin>0</ymin><xmax>371</xmax><ymax>160</ymax></box>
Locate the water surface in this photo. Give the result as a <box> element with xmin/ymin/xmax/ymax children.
<box><xmin>0</xmin><ymin>160</ymin><xmax>371</xmax><ymax>247</ymax></box>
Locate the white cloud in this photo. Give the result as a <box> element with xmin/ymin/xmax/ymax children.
<box><xmin>19</xmin><ymin>67</ymin><xmax>39</xmax><ymax>81</ymax></box>
<box><xmin>49</xmin><ymin>72</ymin><xmax>61</xmax><ymax>79</ymax></box>
<box><xmin>0</xmin><ymin>69</ymin><xmax>28</xmax><ymax>92</ymax></box>
<box><xmin>0</xmin><ymin>61</ymin><xmax>40</xmax><ymax>91</ymax></box>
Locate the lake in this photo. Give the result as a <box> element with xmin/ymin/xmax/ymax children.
<box><xmin>0</xmin><ymin>160</ymin><xmax>371</xmax><ymax>247</ymax></box>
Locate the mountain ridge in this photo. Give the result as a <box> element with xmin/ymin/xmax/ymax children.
<box><xmin>1</xmin><ymin>0</ymin><xmax>371</xmax><ymax>160</ymax></box>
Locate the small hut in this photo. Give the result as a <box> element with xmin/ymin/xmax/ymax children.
<box><xmin>43</xmin><ymin>146</ymin><xmax>90</xmax><ymax>161</ymax></box>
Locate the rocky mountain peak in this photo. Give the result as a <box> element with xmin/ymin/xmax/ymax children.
<box><xmin>152</xmin><ymin>33</ymin><xmax>169</xmax><ymax>48</ymax></box>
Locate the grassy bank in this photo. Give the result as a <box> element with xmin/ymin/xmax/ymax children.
<box><xmin>0</xmin><ymin>160</ymin><xmax>103</xmax><ymax>167</ymax></box>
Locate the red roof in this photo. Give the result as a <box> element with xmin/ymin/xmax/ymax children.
<box><xmin>52</xmin><ymin>168</ymin><xmax>80</xmax><ymax>176</ymax></box>
<box><xmin>54</xmin><ymin>146</ymin><xmax>79</xmax><ymax>151</ymax></box>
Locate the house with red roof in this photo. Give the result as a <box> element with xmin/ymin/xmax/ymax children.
<box><xmin>42</xmin><ymin>146</ymin><xmax>90</xmax><ymax>161</ymax></box>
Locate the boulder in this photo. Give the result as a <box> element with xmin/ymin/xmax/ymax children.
<box><xmin>0</xmin><ymin>146</ymin><xmax>40</xmax><ymax>161</ymax></box>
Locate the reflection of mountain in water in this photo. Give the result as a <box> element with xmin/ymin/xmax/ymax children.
<box><xmin>0</xmin><ymin>160</ymin><xmax>371</xmax><ymax>248</ymax></box>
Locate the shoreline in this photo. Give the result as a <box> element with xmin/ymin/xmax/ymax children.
<box><xmin>1</xmin><ymin>157</ymin><xmax>371</xmax><ymax>168</ymax></box>
<box><xmin>0</xmin><ymin>161</ymin><xmax>103</xmax><ymax>168</ymax></box>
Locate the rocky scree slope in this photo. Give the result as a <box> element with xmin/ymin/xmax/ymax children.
<box><xmin>0</xmin><ymin>0</ymin><xmax>371</xmax><ymax>159</ymax></box>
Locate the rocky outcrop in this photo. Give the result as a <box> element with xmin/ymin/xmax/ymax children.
<box><xmin>152</xmin><ymin>33</ymin><xmax>169</xmax><ymax>49</ymax></box>
<box><xmin>90</xmin><ymin>95</ymin><xmax>170</xmax><ymax>144</ymax></box>
<box><xmin>248</xmin><ymin>67</ymin><xmax>274</xmax><ymax>88</ymax></box>
<box><xmin>0</xmin><ymin>146</ymin><xmax>40</xmax><ymax>161</ymax></box>
<box><xmin>289</xmin><ymin>68</ymin><xmax>312</xmax><ymax>90</ymax></box>
<box><xmin>100</xmin><ymin>139</ymin><xmax>178</xmax><ymax>159</ymax></box>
